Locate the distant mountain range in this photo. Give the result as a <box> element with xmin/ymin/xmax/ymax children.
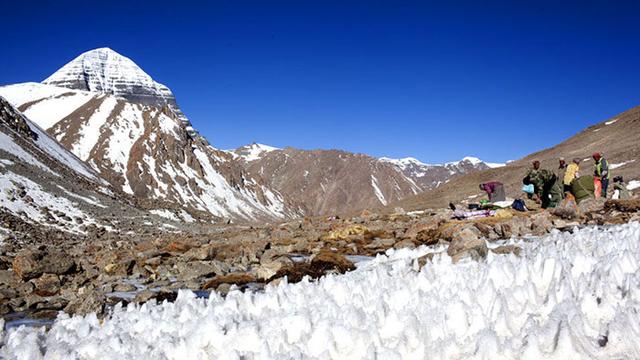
<box><xmin>0</xmin><ymin>47</ymin><xmax>501</xmax><ymax>223</ymax></box>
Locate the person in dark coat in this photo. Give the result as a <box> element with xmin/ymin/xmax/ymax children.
<box><xmin>479</xmin><ymin>181</ymin><xmax>506</xmax><ymax>203</ymax></box>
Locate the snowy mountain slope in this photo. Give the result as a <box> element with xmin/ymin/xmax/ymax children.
<box><xmin>3</xmin><ymin>223</ymin><xmax>640</xmax><ymax>358</ymax></box>
<box><xmin>230</xmin><ymin>144</ymin><xmax>498</xmax><ymax>216</ymax></box>
<box><xmin>0</xmin><ymin>95</ymin><xmax>135</xmax><ymax>234</ymax></box>
<box><xmin>0</xmin><ymin>49</ymin><xmax>300</xmax><ymax>222</ymax></box>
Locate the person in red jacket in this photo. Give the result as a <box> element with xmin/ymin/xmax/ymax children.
<box><xmin>479</xmin><ymin>181</ymin><xmax>506</xmax><ymax>202</ymax></box>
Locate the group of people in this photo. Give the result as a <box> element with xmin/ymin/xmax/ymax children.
<box><xmin>478</xmin><ymin>152</ymin><xmax>632</xmax><ymax>210</ymax></box>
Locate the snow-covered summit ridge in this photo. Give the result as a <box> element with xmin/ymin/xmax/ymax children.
<box><xmin>381</xmin><ymin>155</ymin><xmax>504</xmax><ymax>169</ymax></box>
<box><xmin>42</xmin><ymin>47</ymin><xmax>187</xmax><ymax>122</ymax></box>
<box><xmin>232</xmin><ymin>142</ymin><xmax>281</xmax><ymax>162</ymax></box>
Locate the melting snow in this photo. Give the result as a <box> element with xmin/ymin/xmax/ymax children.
<box><xmin>610</xmin><ymin>160</ymin><xmax>636</xmax><ymax>170</ymax></box>
<box><xmin>150</xmin><ymin>209</ymin><xmax>179</xmax><ymax>222</ymax></box>
<box><xmin>370</xmin><ymin>175</ymin><xmax>387</xmax><ymax>206</ymax></box>
<box><xmin>2</xmin><ymin>224</ymin><xmax>640</xmax><ymax>358</ymax></box>
<box><xmin>605</xmin><ymin>118</ymin><xmax>619</xmax><ymax>125</ymax></box>
<box><xmin>628</xmin><ymin>180</ymin><xmax>640</xmax><ymax>191</ymax></box>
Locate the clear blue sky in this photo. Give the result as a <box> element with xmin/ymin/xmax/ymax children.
<box><xmin>2</xmin><ymin>1</ymin><xmax>639</xmax><ymax>163</ymax></box>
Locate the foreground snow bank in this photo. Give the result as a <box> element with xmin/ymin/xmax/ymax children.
<box><xmin>2</xmin><ymin>224</ymin><xmax>640</xmax><ymax>359</ymax></box>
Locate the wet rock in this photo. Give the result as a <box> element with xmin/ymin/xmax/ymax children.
<box><xmin>202</xmin><ymin>273</ymin><xmax>257</xmax><ymax>290</ymax></box>
<box><xmin>310</xmin><ymin>250</ymin><xmax>355</xmax><ymax>274</ymax></box>
<box><xmin>113</xmin><ymin>282</ymin><xmax>137</xmax><ymax>292</ymax></box>
<box><xmin>490</xmin><ymin>245</ymin><xmax>522</xmax><ymax>256</ymax></box>
<box><xmin>32</xmin><ymin>273</ymin><xmax>61</xmax><ymax>296</ymax></box>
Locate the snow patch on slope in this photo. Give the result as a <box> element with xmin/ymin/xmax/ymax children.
<box><xmin>234</xmin><ymin>143</ymin><xmax>280</xmax><ymax>162</ymax></box>
<box><xmin>74</xmin><ymin>96</ymin><xmax>117</xmax><ymax>160</ymax></box>
<box><xmin>371</xmin><ymin>175</ymin><xmax>387</xmax><ymax>205</ymax></box>
<box><xmin>0</xmin><ymin>171</ymin><xmax>96</xmax><ymax>233</ymax></box>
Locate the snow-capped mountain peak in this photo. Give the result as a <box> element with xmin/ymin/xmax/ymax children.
<box><xmin>379</xmin><ymin>157</ymin><xmax>434</xmax><ymax>170</ymax></box>
<box><xmin>42</xmin><ymin>47</ymin><xmax>185</xmax><ymax>121</ymax></box>
<box><xmin>233</xmin><ymin>143</ymin><xmax>281</xmax><ymax>162</ymax></box>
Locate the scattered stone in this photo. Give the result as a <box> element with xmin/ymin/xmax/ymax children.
<box><xmin>491</xmin><ymin>245</ymin><xmax>522</xmax><ymax>257</ymax></box>
<box><xmin>64</xmin><ymin>290</ymin><xmax>105</xmax><ymax>316</ymax></box>
<box><xmin>202</xmin><ymin>273</ymin><xmax>257</xmax><ymax>290</ymax></box>
<box><xmin>32</xmin><ymin>273</ymin><xmax>61</xmax><ymax>296</ymax></box>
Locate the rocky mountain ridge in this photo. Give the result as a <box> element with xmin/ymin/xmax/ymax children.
<box><xmin>230</xmin><ymin>143</ymin><xmax>499</xmax><ymax>216</ymax></box>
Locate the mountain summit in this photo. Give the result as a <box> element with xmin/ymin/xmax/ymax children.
<box><xmin>42</xmin><ymin>47</ymin><xmax>185</xmax><ymax>120</ymax></box>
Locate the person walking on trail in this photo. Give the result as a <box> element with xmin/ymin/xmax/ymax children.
<box><xmin>524</xmin><ymin>161</ymin><xmax>563</xmax><ymax>208</ymax></box>
<box><xmin>593</xmin><ymin>152</ymin><xmax>611</xmax><ymax>198</ymax></box>
<box><xmin>479</xmin><ymin>181</ymin><xmax>506</xmax><ymax>203</ymax></box>
<box><xmin>563</xmin><ymin>158</ymin><xmax>580</xmax><ymax>194</ymax></box>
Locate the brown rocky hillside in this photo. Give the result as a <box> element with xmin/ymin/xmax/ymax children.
<box><xmin>392</xmin><ymin>105</ymin><xmax>640</xmax><ymax>211</ymax></box>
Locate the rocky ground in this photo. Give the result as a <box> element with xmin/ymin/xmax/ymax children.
<box><xmin>1</xmin><ymin>198</ymin><xmax>639</xmax><ymax>325</ymax></box>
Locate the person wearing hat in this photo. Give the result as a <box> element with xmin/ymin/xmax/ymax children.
<box><xmin>563</xmin><ymin>158</ymin><xmax>580</xmax><ymax>194</ymax></box>
<box><xmin>593</xmin><ymin>152</ymin><xmax>611</xmax><ymax>198</ymax></box>
<box><xmin>523</xmin><ymin>160</ymin><xmax>562</xmax><ymax>207</ymax></box>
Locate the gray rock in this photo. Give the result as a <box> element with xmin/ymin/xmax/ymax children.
<box><xmin>447</xmin><ymin>229</ymin><xmax>488</xmax><ymax>263</ymax></box>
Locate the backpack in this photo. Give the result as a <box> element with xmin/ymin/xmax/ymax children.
<box><xmin>512</xmin><ymin>199</ymin><xmax>527</xmax><ymax>212</ymax></box>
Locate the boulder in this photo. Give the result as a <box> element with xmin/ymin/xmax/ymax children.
<box><xmin>0</xmin><ymin>269</ymin><xmax>20</xmax><ymax>286</ymax></box>
<box><xmin>13</xmin><ymin>249</ymin><xmax>75</xmax><ymax>280</ymax></box>
<box><xmin>605</xmin><ymin>199</ymin><xmax>640</xmax><ymax>212</ymax></box>
<box><xmin>64</xmin><ymin>290</ymin><xmax>105</xmax><ymax>316</ymax></box>
<box><xmin>202</xmin><ymin>273</ymin><xmax>257</xmax><ymax>290</ymax></box>
<box><xmin>32</xmin><ymin>273</ymin><xmax>61</xmax><ymax>296</ymax></box>
<box><xmin>183</xmin><ymin>245</ymin><xmax>217</xmax><ymax>261</ymax></box>
<box><xmin>364</xmin><ymin>238</ymin><xmax>396</xmax><ymax>250</ymax></box>
<box><xmin>578</xmin><ymin>198</ymin><xmax>606</xmax><ymax>214</ymax></box>
<box><xmin>175</xmin><ymin>261</ymin><xmax>225</xmax><ymax>281</ymax></box>
<box><xmin>393</xmin><ymin>239</ymin><xmax>416</xmax><ymax>250</ymax></box>
<box><xmin>490</xmin><ymin>245</ymin><xmax>522</xmax><ymax>256</ymax></box>
<box><xmin>530</xmin><ymin>213</ymin><xmax>554</xmax><ymax>236</ymax></box>
<box><xmin>163</xmin><ymin>241</ymin><xmax>192</xmax><ymax>254</ymax></box>
<box><xmin>447</xmin><ymin>229</ymin><xmax>487</xmax><ymax>263</ymax></box>
<box><xmin>310</xmin><ymin>251</ymin><xmax>355</xmax><ymax>274</ymax></box>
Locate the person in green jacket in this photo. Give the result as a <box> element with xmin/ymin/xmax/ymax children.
<box><xmin>523</xmin><ymin>161</ymin><xmax>563</xmax><ymax>208</ymax></box>
<box><xmin>593</xmin><ymin>152</ymin><xmax>611</xmax><ymax>198</ymax></box>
